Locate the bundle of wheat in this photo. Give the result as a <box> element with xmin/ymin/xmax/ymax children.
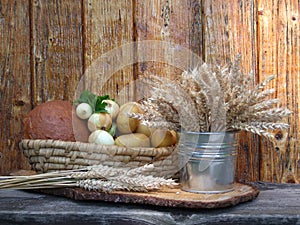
<box><xmin>0</xmin><ymin>164</ymin><xmax>178</xmax><ymax>192</ymax></box>
<box><xmin>130</xmin><ymin>56</ymin><xmax>292</xmax><ymax>140</ymax></box>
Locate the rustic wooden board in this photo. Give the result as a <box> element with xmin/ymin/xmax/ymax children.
<box><xmin>1</xmin><ymin>183</ymin><xmax>299</xmax><ymax>225</ymax></box>
<box><xmin>257</xmin><ymin>0</ymin><xmax>300</xmax><ymax>183</ymax></box>
<box><xmin>0</xmin><ymin>0</ymin><xmax>32</xmax><ymax>174</ymax></box>
<box><xmin>134</xmin><ymin>0</ymin><xmax>203</xmax><ymax>100</ymax></box>
<box><xmin>83</xmin><ymin>0</ymin><xmax>135</xmax><ymax>104</ymax></box>
<box><xmin>31</xmin><ymin>0</ymin><xmax>83</xmax><ymax>105</ymax></box>
<box><xmin>39</xmin><ymin>183</ymin><xmax>259</xmax><ymax>209</ymax></box>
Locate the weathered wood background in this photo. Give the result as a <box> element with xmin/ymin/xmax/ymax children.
<box><xmin>0</xmin><ymin>0</ymin><xmax>299</xmax><ymax>183</ymax></box>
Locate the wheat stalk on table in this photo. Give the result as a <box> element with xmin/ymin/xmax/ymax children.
<box><xmin>0</xmin><ymin>164</ymin><xmax>178</xmax><ymax>193</ymax></box>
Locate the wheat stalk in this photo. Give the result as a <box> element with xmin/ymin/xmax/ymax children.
<box><xmin>129</xmin><ymin>56</ymin><xmax>292</xmax><ymax>140</ymax></box>
<box><xmin>0</xmin><ymin>164</ymin><xmax>178</xmax><ymax>192</ymax></box>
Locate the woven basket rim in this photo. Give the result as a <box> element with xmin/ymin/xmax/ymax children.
<box><xmin>19</xmin><ymin>139</ymin><xmax>177</xmax><ymax>152</ymax></box>
<box><xmin>19</xmin><ymin>139</ymin><xmax>178</xmax><ymax>176</ymax></box>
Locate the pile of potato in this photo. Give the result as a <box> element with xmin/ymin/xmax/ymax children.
<box><xmin>75</xmin><ymin>101</ymin><xmax>177</xmax><ymax>148</ymax></box>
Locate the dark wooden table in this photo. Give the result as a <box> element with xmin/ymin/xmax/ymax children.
<box><xmin>0</xmin><ymin>182</ymin><xmax>299</xmax><ymax>225</ymax></box>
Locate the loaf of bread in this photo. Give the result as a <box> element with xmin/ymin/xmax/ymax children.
<box><xmin>23</xmin><ymin>100</ymin><xmax>89</xmax><ymax>142</ymax></box>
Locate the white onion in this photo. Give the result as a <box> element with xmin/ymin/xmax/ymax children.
<box><xmin>76</xmin><ymin>103</ymin><xmax>93</xmax><ymax>120</ymax></box>
<box><xmin>102</xmin><ymin>99</ymin><xmax>120</xmax><ymax>119</ymax></box>
<box><xmin>87</xmin><ymin>113</ymin><xmax>112</xmax><ymax>132</ymax></box>
<box><xmin>88</xmin><ymin>130</ymin><xmax>114</xmax><ymax>145</ymax></box>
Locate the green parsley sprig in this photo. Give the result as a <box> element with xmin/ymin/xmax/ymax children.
<box><xmin>74</xmin><ymin>90</ymin><xmax>114</xmax><ymax>113</ymax></box>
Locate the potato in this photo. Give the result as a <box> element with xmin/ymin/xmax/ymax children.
<box><xmin>115</xmin><ymin>133</ymin><xmax>150</xmax><ymax>147</ymax></box>
<box><xmin>119</xmin><ymin>102</ymin><xmax>141</xmax><ymax>112</ymax></box>
<box><xmin>136</xmin><ymin>122</ymin><xmax>156</xmax><ymax>137</ymax></box>
<box><xmin>116</xmin><ymin>102</ymin><xmax>141</xmax><ymax>134</ymax></box>
<box><xmin>150</xmin><ymin>129</ymin><xmax>177</xmax><ymax>147</ymax></box>
<box><xmin>170</xmin><ymin>130</ymin><xmax>180</xmax><ymax>144</ymax></box>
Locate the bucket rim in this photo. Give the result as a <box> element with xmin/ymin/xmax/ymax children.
<box><xmin>180</xmin><ymin>130</ymin><xmax>239</xmax><ymax>135</ymax></box>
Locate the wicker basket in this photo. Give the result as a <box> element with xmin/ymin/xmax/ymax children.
<box><xmin>20</xmin><ymin>139</ymin><xmax>178</xmax><ymax>177</ymax></box>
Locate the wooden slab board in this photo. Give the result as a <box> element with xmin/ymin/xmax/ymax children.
<box><xmin>39</xmin><ymin>183</ymin><xmax>259</xmax><ymax>209</ymax></box>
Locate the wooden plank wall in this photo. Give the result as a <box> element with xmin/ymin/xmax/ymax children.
<box><xmin>0</xmin><ymin>0</ymin><xmax>299</xmax><ymax>183</ymax></box>
<box><xmin>257</xmin><ymin>0</ymin><xmax>300</xmax><ymax>183</ymax></box>
<box><xmin>202</xmin><ymin>0</ymin><xmax>261</xmax><ymax>182</ymax></box>
<box><xmin>0</xmin><ymin>0</ymin><xmax>32</xmax><ymax>173</ymax></box>
<box><xmin>83</xmin><ymin>0</ymin><xmax>135</xmax><ymax>104</ymax></box>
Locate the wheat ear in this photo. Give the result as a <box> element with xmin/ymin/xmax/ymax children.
<box><xmin>0</xmin><ymin>164</ymin><xmax>178</xmax><ymax>192</ymax></box>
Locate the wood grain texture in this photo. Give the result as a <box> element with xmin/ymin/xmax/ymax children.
<box><xmin>37</xmin><ymin>183</ymin><xmax>259</xmax><ymax>209</ymax></box>
<box><xmin>203</xmin><ymin>0</ymin><xmax>257</xmax><ymax>69</ymax></box>
<box><xmin>0</xmin><ymin>0</ymin><xmax>299</xmax><ymax>183</ymax></box>
<box><xmin>134</xmin><ymin>0</ymin><xmax>203</xmax><ymax>100</ymax></box>
<box><xmin>257</xmin><ymin>0</ymin><xmax>300</xmax><ymax>183</ymax></box>
<box><xmin>202</xmin><ymin>0</ymin><xmax>260</xmax><ymax>182</ymax></box>
<box><xmin>0</xmin><ymin>183</ymin><xmax>299</xmax><ymax>225</ymax></box>
<box><xmin>0</xmin><ymin>0</ymin><xmax>32</xmax><ymax>174</ymax></box>
<box><xmin>83</xmin><ymin>0</ymin><xmax>135</xmax><ymax>105</ymax></box>
<box><xmin>31</xmin><ymin>0</ymin><xmax>83</xmax><ymax>105</ymax></box>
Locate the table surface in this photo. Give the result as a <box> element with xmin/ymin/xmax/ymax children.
<box><xmin>0</xmin><ymin>182</ymin><xmax>299</xmax><ymax>225</ymax></box>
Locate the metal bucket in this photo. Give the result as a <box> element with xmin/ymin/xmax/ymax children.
<box><xmin>178</xmin><ymin>131</ymin><xmax>239</xmax><ymax>194</ymax></box>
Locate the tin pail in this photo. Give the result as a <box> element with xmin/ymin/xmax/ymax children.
<box><xmin>179</xmin><ymin>131</ymin><xmax>239</xmax><ymax>194</ymax></box>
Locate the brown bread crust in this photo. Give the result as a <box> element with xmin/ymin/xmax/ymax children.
<box><xmin>23</xmin><ymin>100</ymin><xmax>89</xmax><ymax>142</ymax></box>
